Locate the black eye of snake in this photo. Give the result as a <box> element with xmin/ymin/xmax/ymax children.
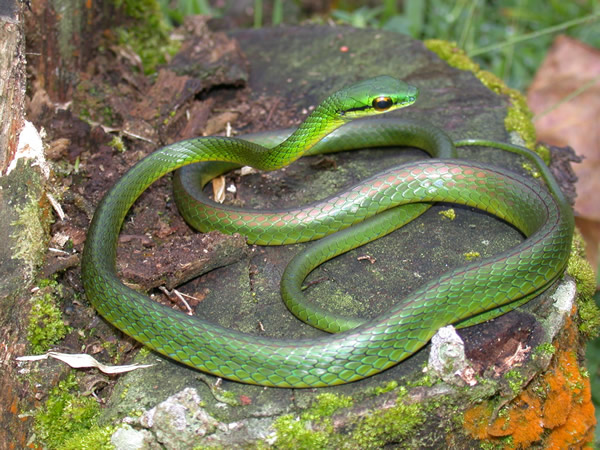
<box><xmin>372</xmin><ymin>96</ymin><xmax>393</xmax><ymax>111</ymax></box>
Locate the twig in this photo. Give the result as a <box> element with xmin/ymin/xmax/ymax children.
<box><xmin>46</xmin><ymin>192</ymin><xmax>66</xmax><ymax>221</ymax></box>
<box><xmin>357</xmin><ymin>255</ymin><xmax>377</xmax><ymax>264</ymax></box>
<box><xmin>158</xmin><ymin>286</ymin><xmax>194</xmax><ymax>315</ymax></box>
<box><xmin>301</xmin><ymin>276</ymin><xmax>329</xmax><ymax>291</ymax></box>
<box><xmin>196</xmin><ymin>374</ymin><xmax>240</xmax><ymax>406</ymax></box>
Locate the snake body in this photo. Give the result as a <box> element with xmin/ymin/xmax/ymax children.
<box><xmin>82</xmin><ymin>76</ymin><xmax>574</xmax><ymax>387</ymax></box>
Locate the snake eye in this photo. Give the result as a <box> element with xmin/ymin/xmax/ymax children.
<box><xmin>372</xmin><ymin>96</ymin><xmax>393</xmax><ymax>111</ymax></box>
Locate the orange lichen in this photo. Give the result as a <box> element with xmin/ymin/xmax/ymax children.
<box><xmin>487</xmin><ymin>391</ymin><xmax>544</xmax><ymax>446</ymax></box>
<box><xmin>462</xmin><ymin>312</ymin><xmax>596</xmax><ymax>448</ymax></box>
<box><xmin>463</xmin><ymin>403</ymin><xmax>493</xmax><ymax>440</ymax></box>
<box><xmin>544</xmin><ymin>350</ymin><xmax>596</xmax><ymax>449</ymax></box>
<box><xmin>542</xmin><ymin>362</ymin><xmax>572</xmax><ymax>429</ymax></box>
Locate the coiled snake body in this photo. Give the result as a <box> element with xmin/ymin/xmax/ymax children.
<box><xmin>82</xmin><ymin>76</ymin><xmax>573</xmax><ymax>387</ymax></box>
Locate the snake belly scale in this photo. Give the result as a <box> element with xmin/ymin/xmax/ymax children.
<box><xmin>81</xmin><ymin>76</ymin><xmax>574</xmax><ymax>387</ymax></box>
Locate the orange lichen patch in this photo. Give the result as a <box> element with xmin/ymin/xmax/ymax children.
<box><xmin>462</xmin><ymin>314</ymin><xmax>596</xmax><ymax>449</ymax></box>
<box><xmin>463</xmin><ymin>403</ymin><xmax>493</xmax><ymax>440</ymax></box>
<box><xmin>544</xmin><ymin>350</ymin><xmax>596</xmax><ymax>449</ymax></box>
<box><xmin>545</xmin><ymin>390</ymin><xmax>595</xmax><ymax>450</ymax></box>
<box><xmin>541</xmin><ymin>364</ymin><xmax>572</xmax><ymax>429</ymax></box>
<box><xmin>487</xmin><ymin>392</ymin><xmax>544</xmax><ymax>446</ymax></box>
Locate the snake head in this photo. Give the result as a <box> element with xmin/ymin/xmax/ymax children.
<box><xmin>335</xmin><ymin>75</ymin><xmax>419</xmax><ymax>120</ymax></box>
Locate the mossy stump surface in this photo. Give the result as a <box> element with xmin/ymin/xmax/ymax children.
<box><xmin>89</xmin><ymin>26</ymin><xmax>593</xmax><ymax>449</ymax></box>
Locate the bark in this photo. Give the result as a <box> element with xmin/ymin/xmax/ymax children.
<box><xmin>0</xmin><ymin>0</ymin><xmax>26</xmax><ymax>173</ymax></box>
<box><xmin>0</xmin><ymin>2</ymin><xmax>36</xmax><ymax>448</ymax></box>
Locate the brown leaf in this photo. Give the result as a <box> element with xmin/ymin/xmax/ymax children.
<box><xmin>203</xmin><ymin>111</ymin><xmax>240</xmax><ymax>136</ymax></box>
<box><xmin>528</xmin><ymin>35</ymin><xmax>600</xmax><ymax>220</ymax></box>
<box><xmin>527</xmin><ymin>35</ymin><xmax>600</xmax><ymax>271</ymax></box>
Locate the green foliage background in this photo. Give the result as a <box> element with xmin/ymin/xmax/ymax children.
<box><xmin>157</xmin><ymin>0</ymin><xmax>599</xmax><ymax>91</ymax></box>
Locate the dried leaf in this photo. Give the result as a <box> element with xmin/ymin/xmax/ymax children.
<box><xmin>528</xmin><ymin>36</ymin><xmax>600</xmax><ymax>220</ymax></box>
<box><xmin>212</xmin><ymin>175</ymin><xmax>226</xmax><ymax>203</ymax></box>
<box><xmin>203</xmin><ymin>111</ymin><xmax>239</xmax><ymax>136</ymax></box>
<box><xmin>527</xmin><ymin>35</ymin><xmax>600</xmax><ymax>271</ymax></box>
<box><xmin>16</xmin><ymin>352</ymin><xmax>153</xmax><ymax>374</ymax></box>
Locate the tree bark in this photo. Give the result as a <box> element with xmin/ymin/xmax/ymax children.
<box><xmin>0</xmin><ymin>2</ymin><xmax>35</xmax><ymax>448</ymax></box>
<box><xmin>0</xmin><ymin>0</ymin><xmax>26</xmax><ymax>173</ymax></box>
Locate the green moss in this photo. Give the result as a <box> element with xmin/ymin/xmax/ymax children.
<box><xmin>424</xmin><ymin>39</ymin><xmax>479</xmax><ymax>72</ymax></box>
<box><xmin>217</xmin><ymin>389</ymin><xmax>240</xmax><ymax>406</ymax></box>
<box><xmin>425</xmin><ymin>40</ymin><xmax>537</xmax><ymax>151</ymax></box>
<box><xmin>271</xmin><ymin>388</ymin><xmax>425</xmax><ymax>449</ymax></box>
<box><xmin>119</xmin><ymin>385</ymin><xmax>130</xmax><ymax>400</ymax></box>
<box><xmin>309</xmin><ymin>286</ymin><xmax>362</xmax><ymax>317</ymax></box>
<box><xmin>33</xmin><ymin>373</ymin><xmax>115</xmax><ymax>449</ymax></box>
<box><xmin>61</xmin><ymin>425</ymin><xmax>115</xmax><ymax>450</ymax></box>
<box><xmin>372</xmin><ymin>380</ymin><xmax>398</xmax><ymax>396</ymax></box>
<box><xmin>438</xmin><ymin>208</ymin><xmax>456</xmax><ymax>220</ymax></box>
<box><xmin>271</xmin><ymin>393</ymin><xmax>349</xmax><ymax>448</ymax></box>
<box><xmin>521</xmin><ymin>162</ymin><xmax>541</xmax><ymax>178</ymax></box>
<box><xmin>567</xmin><ymin>231</ymin><xmax>600</xmax><ymax>339</ymax></box>
<box><xmin>535</xmin><ymin>143</ymin><xmax>552</xmax><ymax>166</ymax></box>
<box><xmin>531</xmin><ymin>381</ymin><xmax>547</xmax><ymax>399</ymax></box>
<box><xmin>72</xmin><ymin>80</ymin><xmax>119</xmax><ymax>128</ymax></box>
<box><xmin>351</xmin><ymin>388</ymin><xmax>426</xmax><ymax>449</ymax></box>
<box><xmin>533</xmin><ymin>343</ymin><xmax>556</xmax><ymax>358</ymax></box>
<box><xmin>501</xmin><ymin>88</ymin><xmax>536</xmax><ymax>151</ymax></box>
<box><xmin>11</xmin><ymin>193</ymin><xmax>52</xmax><ymax>278</ymax></box>
<box><xmin>99</xmin><ymin>340</ymin><xmax>131</xmax><ymax>365</ymax></box>
<box><xmin>365</xmin><ymin>265</ymin><xmax>386</xmax><ymax>282</ymax></box>
<box><xmin>569</xmin><ymin>242</ymin><xmax>596</xmax><ymax>300</ymax></box>
<box><xmin>270</xmin><ymin>393</ymin><xmax>352</xmax><ymax>449</ymax></box>
<box><xmin>113</xmin><ymin>0</ymin><xmax>181</xmax><ymax>74</ymax></box>
<box><xmin>272</xmin><ymin>414</ymin><xmax>334</xmax><ymax>449</ymax></box>
<box><xmin>504</xmin><ymin>370</ymin><xmax>524</xmax><ymax>395</ymax></box>
<box><xmin>306</xmin><ymin>393</ymin><xmax>354</xmax><ymax>418</ymax></box>
<box><xmin>464</xmin><ymin>251</ymin><xmax>480</xmax><ymax>261</ymax></box>
<box><xmin>576</xmin><ymin>296</ymin><xmax>600</xmax><ymax>339</ymax></box>
<box><xmin>406</xmin><ymin>370</ymin><xmax>436</xmax><ymax>389</ymax></box>
<box><xmin>27</xmin><ymin>280</ymin><xmax>71</xmax><ymax>354</ymax></box>
<box><xmin>479</xmin><ymin>440</ymin><xmax>501</xmax><ymax>450</ymax></box>
<box><xmin>108</xmin><ymin>136</ymin><xmax>126</xmax><ymax>153</ymax></box>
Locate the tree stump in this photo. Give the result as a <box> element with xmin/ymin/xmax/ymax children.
<box><xmin>6</xmin><ymin>18</ymin><xmax>595</xmax><ymax>449</ymax></box>
<box><xmin>98</xmin><ymin>26</ymin><xmax>592</xmax><ymax>449</ymax></box>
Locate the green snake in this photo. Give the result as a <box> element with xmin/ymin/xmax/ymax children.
<box><xmin>82</xmin><ymin>76</ymin><xmax>574</xmax><ymax>387</ymax></box>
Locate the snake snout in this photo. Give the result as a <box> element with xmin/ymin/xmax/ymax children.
<box><xmin>405</xmin><ymin>85</ymin><xmax>419</xmax><ymax>104</ymax></box>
